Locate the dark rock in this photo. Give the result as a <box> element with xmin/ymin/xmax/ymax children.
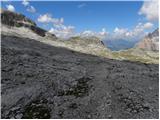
<box><xmin>1</xmin><ymin>9</ymin><xmax>56</xmax><ymax>38</ymax></box>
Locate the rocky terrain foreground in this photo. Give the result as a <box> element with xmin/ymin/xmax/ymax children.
<box><xmin>1</xmin><ymin>35</ymin><xmax>159</xmax><ymax>119</ymax></box>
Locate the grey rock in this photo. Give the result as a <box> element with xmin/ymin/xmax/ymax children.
<box><xmin>1</xmin><ymin>32</ymin><xmax>159</xmax><ymax>119</ymax></box>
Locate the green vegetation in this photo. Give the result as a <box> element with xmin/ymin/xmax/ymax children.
<box><xmin>22</xmin><ymin>99</ymin><xmax>50</xmax><ymax>119</ymax></box>
<box><xmin>15</xmin><ymin>23</ymin><xmax>21</xmax><ymax>27</ymax></box>
<box><xmin>111</xmin><ymin>49</ymin><xmax>159</xmax><ymax>64</ymax></box>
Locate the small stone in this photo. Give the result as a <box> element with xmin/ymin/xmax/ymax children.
<box><xmin>21</xmin><ymin>81</ymin><xmax>25</xmax><ymax>84</ymax></box>
<box><xmin>133</xmin><ymin>110</ymin><xmax>137</xmax><ymax>113</ymax></box>
<box><xmin>139</xmin><ymin>107</ymin><xmax>144</xmax><ymax>111</ymax></box>
<box><xmin>143</xmin><ymin>103</ymin><xmax>150</xmax><ymax>109</ymax></box>
<box><xmin>108</xmin><ymin>115</ymin><xmax>112</xmax><ymax>118</ymax></box>
<box><xmin>126</xmin><ymin>108</ymin><xmax>132</xmax><ymax>112</ymax></box>
<box><xmin>11</xmin><ymin>106</ymin><xmax>20</xmax><ymax>111</ymax></box>
<box><xmin>106</xmin><ymin>99</ymin><xmax>111</xmax><ymax>105</ymax></box>
<box><xmin>149</xmin><ymin>87</ymin><xmax>153</xmax><ymax>90</ymax></box>
<box><xmin>10</xmin><ymin>117</ymin><xmax>15</xmax><ymax>119</ymax></box>
<box><xmin>15</xmin><ymin>113</ymin><xmax>23</xmax><ymax>119</ymax></box>
<box><xmin>149</xmin><ymin>108</ymin><xmax>153</xmax><ymax>112</ymax></box>
<box><xmin>44</xmin><ymin>113</ymin><xmax>48</xmax><ymax>117</ymax></box>
<box><xmin>88</xmin><ymin>114</ymin><xmax>91</xmax><ymax>118</ymax></box>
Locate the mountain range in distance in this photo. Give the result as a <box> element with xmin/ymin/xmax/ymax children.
<box><xmin>103</xmin><ymin>39</ymin><xmax>138</xmax><ymax>51</ymax></box>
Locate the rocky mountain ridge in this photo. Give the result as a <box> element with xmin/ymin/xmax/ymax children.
<box><xmin>135</xmin><ymin>28</ymin><xmax>159</xmax><ymax>51</ymax></box>
<box><xmin>1</xmin><ymin>10</ymin><xmax>56</xmax><ymax>38</ymax></box>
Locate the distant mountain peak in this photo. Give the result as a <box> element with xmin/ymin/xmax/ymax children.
<box><xmin>135</xmin><ymin>28</ymin><xmax>159</xmax><ymax>52</ymax></box>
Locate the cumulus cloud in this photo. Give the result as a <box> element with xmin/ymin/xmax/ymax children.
<box><xmin>22</xmin><ymin>0</ymin><xmax>36</xmax><ymax>13</ymax></box>
<box><xmin>51</xmin><ymin>27</ymin><xmax>107</xmax><ymax>39</ymax></box>
<box><xmin>6</xmin><ymin>4</ymin><xmax>15</xmax><ymax>12</ymax></box>
<box><xmin>80</xmin><ymin>30</ymin><xmax>95</xmax><ymax>36</ymax></box>
<box><xmin>80</xmin><ymin>28</ymin><xmax>108</xmax><ymax>39</ymax></box>
<box><xmin>38</xmin><ymin>13</ymin><xmax>74</xmax><ymax>38</ymax></box>
<box><xmin>49</xmin><ymin>25</ymin><xmax>75</xmax><ymax>39</ymax></box>
<box><xmin>22</xmin><ymin>0</ymin><xmax>29</xmax><ymax>6</ymax></box>
<box><xmin>143</xmin><ymin>22</ymin><xmax>153</xmax><ymax>29</ymax></box>
<box><xmin>105</xmin><ymin>22</ymin><xmax>154</xmax><ymax>41</ymax></box>
<box><xmin>27</xmin><ymin>6</ymin><xmax>36</xmax><ymax>13</ymax></box>
<box><xmin>139</xmin><ymin>0</ymin><xmax>159</xmax><ymax>21</ymax></box>
<box><xmin>99</xmin><ymin>28</ymin><xmax>108</xmax><ymax>36</ymax></box>
<box><xmin>38</xmin><ymin>14</ymin><xmax>53</xmax><ymax>23</ymax></box>
<box><xmin>48</xmin><ymin>19</ymin><xmax>153</xmax><ymax>40</ymax></box>
<box><xmin>38</xmin><ymin>13</ymin><xmax>64</xmax><ymax>25</ymax></box>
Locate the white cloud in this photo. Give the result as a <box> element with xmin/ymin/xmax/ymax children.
<box><xmin>114</xmin><ymin>27</ymin><xmax>128</xmax><ymax>34</ymax></box>
<box><xmin>48</xmin><ymin>20</ymin><xmax>153</xmax><ymax>40</ymax></box>
<box><xmin>38</xmin><ymin>13</ymin><xmax>64</xmax><ymax>25</ymax></box>
<box><xmin>38</xmin><ymin>13</ymin><xmax>73</xmax><ymax>38</ymax></box>
<box><xmin>49</xmin><ymin>25</ymin><xmax>75</xmax><ymax>39</ymax></box>
<box><xmin>78</xmin><ymin>3</ymin><xmax>87</xmax><ymax>8</ymax></box>
<box><xmin>80</xmin><ymin>30</ymin><xmax>95</xmax><ymax>37</ymax></box>
<box><xmin>100</xmin><ymin>28</ymin><xmax>107</xmax><ymax>36</ymax></box>
<box><xmin>22</xmin><ymin>0</ymin><xmax>36</xmax><ymax>13</ymax></box>
<box><xmin>80</xmin><ymin>28</ymin><xmax>108</xmax><ymax>39</ymax></box>
<box><xmin>6</xmin><ymin>4</ymin><xmax>15</xmax><ymax>12</ymax></box>
<box><xmin>143</xmin><ymin>22</ymin><xmax>153</xmax><ymax>29</ymax></box>
<box><xmin>27</xmin><ymin>6</ymin><xmax>36</xmax><ymax>13</ymax></box>
<box><xmin>22</xmin><ymin>0</ymin><xmax>29</xmax><ymax>6</ymax></box>
<box><xmin>38</xmin><ymin>14</ymin><xmax>53</xmax><ymax>23</ymax></box>
<box><xmin>105</xmin><ymin>22</ymin><xmax>154</xmax><ymax>41</ymax></box>
<box><xmin>139</xmin><ymin>0</ymin><xmax>159</xmax><ymax>21</ymax></box>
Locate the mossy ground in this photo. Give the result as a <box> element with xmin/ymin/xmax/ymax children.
<box><xmin>22</xmin><ymin>99</ymin><xmax>50</xmax><ymax>119</ymax></box>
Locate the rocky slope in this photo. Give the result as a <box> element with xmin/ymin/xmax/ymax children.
<box><xmin>1</xmin><ymin>9</ymin><xmax>56</xmax><ymax>38</ymax></box>
<box><xmin>1</xmin><ymin>35</ymin><xmax>159</xmax><ymax>119</ymax></box>
<box><xmin>135</xmin><ymin>28</ymin><xmax>159</xmax><ymax>51</ymax></box>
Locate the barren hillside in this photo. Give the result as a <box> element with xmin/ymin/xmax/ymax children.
<box><xmin>1</xmin><ymin>35</ymin><xmax>159</xmax><ymax>119</ymax></box>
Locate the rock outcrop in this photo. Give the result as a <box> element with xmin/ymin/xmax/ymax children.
<box><xmin>1</xmin><ymin>10</ymin><xmax>56</xmax><ymax>38</ymax></box>
<box><xmin>69</xmin><ymin>36</ymin><xmax>105</xmax><ymax>47</ymax></box>
<box><xmin>135</xmin><ymin>28</ymin><xmax>159</xmax><ymax>51</ymax></box>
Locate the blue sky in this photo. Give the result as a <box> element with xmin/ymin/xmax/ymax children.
<box><xmin>1</xmin><ymin>0</ymin><xmax>159</xmax><ymax>39</ymax></box>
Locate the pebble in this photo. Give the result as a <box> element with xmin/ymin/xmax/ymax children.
<box><xmin>143</xmin><ymin>103</ymin><xmax>150</xmax><ymax>109</ymax></box>
<box><xmin>15</xmin><ymin>113</ymin><xmax>23</xmax><ymax>119</ymax></box>
<box><xmin>108</xmin><ymin>115</ymin><xmax>112</xmax><ymax>118</ymax></box>
<box><xmin>133</xmin><ymin>110</ymin><xmax>137</xmax><ymax>113</ymax></box>
<box><xmin>88</xmin><ymin>114</ymin><xmax>91</xmax><ymax>118</ymax></box>
<box><xmin>106</xmin><ymin>99</ymin><xmax>111</xmax><ymax>105</ymax></box>
<box><xmin>11</xmin><ymin>106</ymin><xmax>20</xmax><ymax>111</ymax></box>
<box><xmin>126</xmin><ymin>108</ymin><xmax>132</xmax><ymax>112</ymax></box>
